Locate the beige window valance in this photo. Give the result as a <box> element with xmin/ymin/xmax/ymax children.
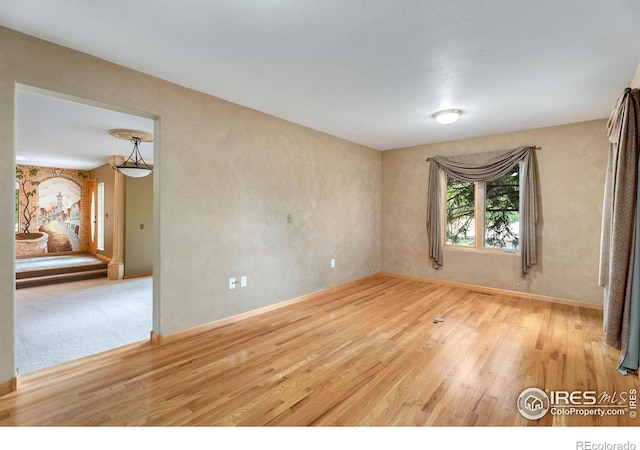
<box><xmin>426</xmin><ymin>145</ymin><xmax>539</xmax><ymax>277</ymax></box>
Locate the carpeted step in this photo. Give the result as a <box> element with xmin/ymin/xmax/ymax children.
<box><xmin>16</xmin><ymin>262</ymin><xmax>108</xmax><ymax>280</ymax></box>
<box><xmin>16</xmin><ymin>268</ymin><xmax>108</xmax><ymax>289</ymax></box>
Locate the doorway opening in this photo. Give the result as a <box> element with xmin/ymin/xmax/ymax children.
<box><xmin>14</xmin><ymin>85</ymin><xmax>158</xmax><ymax>374</ymax></box>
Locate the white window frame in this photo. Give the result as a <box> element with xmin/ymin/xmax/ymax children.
<box><xmin>442</xmin><ymin>164</ymin><xmax>521</xmax><ymax>253</ymax></box>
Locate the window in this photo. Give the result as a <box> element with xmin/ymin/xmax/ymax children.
<box><xmin>90</xmin><ymin>191</ymin><xmax>95</xmax><ymax>243</ymax></box>
<box><xmin>445</xmin><ymin>177</ymin><xmax>475</xmax><ymax>246</ymax></box>
<box><xmin>427</xmin><ymin>145</ymin><xmax>538</xmax><ymax>275</ymax></box>
<box><xmin>15</xmin><ymin>182</ymin><xmax>19</xmax><ymax>232</ymax></box>
<box><xmin>445</xmin><ymin>163</ymin><xmax>520</xmax><ymax>251</ymax></box>
<box><xmin>97</xmin><ymin>182</ymin><xmax>105</xmax><ymax>251</ymax></box>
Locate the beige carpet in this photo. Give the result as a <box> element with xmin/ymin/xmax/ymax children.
<box><xmin>16</xmin><ymin>276</ymin><xmax>152</xmax><ymax>374</ymax></box>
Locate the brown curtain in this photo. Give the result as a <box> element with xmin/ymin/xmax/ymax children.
<box><xmin>427</xmin><ymin>145</ymin><xmax>539</xmax><ymax>277</ymax></box>
<box><xmin>599</xmin><ymin>87</ymin><xmax>640</xmax><ymax>374</ymax></box>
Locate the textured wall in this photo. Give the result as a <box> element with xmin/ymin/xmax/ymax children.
<box><xmin>0</xmin><ymin>27</ymin><xmax>381</xmax><ymax>384</ymax></box>
<box><xmin>124</xmin><ymin>175</ymin><xmax>153</xmax><ymax>277</ymax></box>
<box><xmin>382</xmin><ymin>119</ymin><xmax>609</xmax><ymax>304</ymax></box>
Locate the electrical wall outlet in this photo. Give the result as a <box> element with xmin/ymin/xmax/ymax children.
<box><xmin>229</xmin><ymin>277</ymin><xmax>236</xmax><ymax>289</ymax></box>
<box><xmin>330</xmin><ymin>258</ymin><xmax>336</xmax><ymax>268</ymax></box>
<box><xmin>240</xmin><ymin>276</ymin><xmax>247</xmax><ymax>287</ymax></box>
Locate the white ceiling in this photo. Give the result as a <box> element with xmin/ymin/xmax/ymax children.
<box><xmin>2</xmin><ymin>1</ymin><xmax>640</xmax><ymax>170</ymax></box>
<box><xmin>16</xmin><ymin>87</ymin><xmax>154</xmax><ymax>170</ymax></box>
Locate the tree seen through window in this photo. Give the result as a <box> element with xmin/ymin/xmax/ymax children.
<box><xmin>445</xmin><ymin>163</ymin><xmax>520</xmax><ymax>250</ymax></box>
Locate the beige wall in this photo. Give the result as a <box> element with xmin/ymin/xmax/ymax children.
<box><xmin>0</xmin><ymin>27</ymin><xmax>381</xmax><ymax>385</ymax></box>
<box><xmin>125</xmin><ymin>174</ymin><xmax>153</xmax><ymax>277</ymax></box>
<box><xmin>382</xmin><ymin>119</ymin><xmax>609</xmax><ymax>304</ymax></box>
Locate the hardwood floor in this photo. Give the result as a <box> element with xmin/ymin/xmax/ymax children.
<box><xmin>0</xmin><ymin>274</ymin><xmax>637</xmax><ymax>426</ymax></box>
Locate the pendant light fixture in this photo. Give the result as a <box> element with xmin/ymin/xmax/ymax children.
<box><xmin>108</xmin><ymin>129</ymin><xmax>153</xmax><ymax>178</ymax></box>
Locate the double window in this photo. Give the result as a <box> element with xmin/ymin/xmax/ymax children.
<box><xmin>445</xmin><ymin>163</ymin><xmax>520</xmax><ymax>251</ymax></box>
<box><xmin>427</xmin><ymin>145</ymin><xmax>538</xmax><ymax>275</ymax></box>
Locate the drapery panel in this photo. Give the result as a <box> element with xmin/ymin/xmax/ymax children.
<box><xmin>599</xmin><ymin>87</ymin><xmax>640</xmax><ymax>374</ymax></box>
<box><xmin>426</xmin><ymin>145</ymin><xmax>539</xmax><ymax>277</ymax></box>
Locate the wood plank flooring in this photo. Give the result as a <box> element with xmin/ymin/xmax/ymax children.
<box><xmin>0</xmin><ymin>274</ymin><xmax>637</xmax><ymax>426</ymax></box>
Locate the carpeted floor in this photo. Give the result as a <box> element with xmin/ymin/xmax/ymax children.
<box><xmin>16</xmin><ymin>276</ymin><xmax>152</xmax><ymax>374</ymax></box>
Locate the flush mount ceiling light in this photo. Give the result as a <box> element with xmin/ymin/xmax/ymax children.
<box><xmin>433</xmin><ymin>109</ymin><xmax>462</xmax><ymax>125</ymax></box>
<box><xmin>108</xmin><ymin>129</ymin><xmax>153</xmax><ymax>178</ymax></box>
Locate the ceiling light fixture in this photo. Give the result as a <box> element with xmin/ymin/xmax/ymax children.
<box><xmin>433</xmin><ymin>109</ymin><xmax>462</xmax><ymax>125</ymax></box>
<box><xmin>108</xmin><ymin>129</ymin><xmax>153</xmax><ymax>178</ymax></box>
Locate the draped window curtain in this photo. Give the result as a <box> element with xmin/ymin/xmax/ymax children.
<box><xmin>599</xmin><ymin>87</ymin><xmax>640</xmax><ymax>375</ymax></box>
<box><xmin>426</xmin><ymin>145</ymin><xmax>539</xmax><ymax>277</ymax></box>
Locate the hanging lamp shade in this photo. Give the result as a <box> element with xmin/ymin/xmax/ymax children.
<box><xmin>108</xmin><ymin>129</ymin><xmax>153</xmax><ymax>177</ymax></box>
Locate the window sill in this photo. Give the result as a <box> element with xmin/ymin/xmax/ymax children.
<box><xmin>443</xmin><ymin>245</ymin><xmax>520</xmax><ymax>255</ymax></box>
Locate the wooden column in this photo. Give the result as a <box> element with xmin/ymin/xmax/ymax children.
<box><xmin>108</xmin><ymin>156</ymin><xmax>125</xmax><ymax>280</ymax></box>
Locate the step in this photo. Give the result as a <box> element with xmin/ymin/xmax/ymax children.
<box><xmin>16</xmin><ymin>262</ymin><xmax>108</xmax><ymax>280</ymax></box>
<box><xmin>16</xmin><ymin>268</ymin><xmax>108</xmax><ymax>289</ymax></box>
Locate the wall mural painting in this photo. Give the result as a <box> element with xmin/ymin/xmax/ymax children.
<box><xmin>38</xmin><ymin>177</ymin><xmax>82</xmax><ymax>252</ymax></box>
<box><xmin>15</xmin><ymin>165</ymin><xmax>90</xmax><ymax>257</ymax></box>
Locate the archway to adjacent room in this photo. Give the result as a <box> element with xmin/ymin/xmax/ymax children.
<box><xmin>13</xmin><ymin>84</ymin><xmax>158</xmax><ymax>375</ymax></box>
